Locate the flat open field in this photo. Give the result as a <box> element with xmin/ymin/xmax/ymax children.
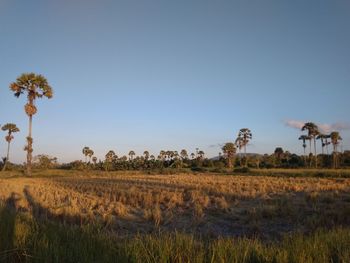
<box><xmin>1</xmin><ymin>170</ymin><xmax>350</xmax><ymax>262</ymax></box>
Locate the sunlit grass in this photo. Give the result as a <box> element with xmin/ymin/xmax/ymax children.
<box><xmin>0</xmin><ymin>205</ymin><xmax>349</xmax><ymax>263</ymax></box>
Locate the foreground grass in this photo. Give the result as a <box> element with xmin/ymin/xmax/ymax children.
<box><xmin>1</xmin><ymin>205</ymin><xmax>350</xmax><ymax>263</ymax></box>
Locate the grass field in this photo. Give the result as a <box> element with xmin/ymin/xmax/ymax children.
<box><xmin>1</xmin><ymin>170</ymin><xmax>350</xmax><ymax>262</ymax></box>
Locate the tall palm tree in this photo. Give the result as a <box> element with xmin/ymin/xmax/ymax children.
<box><xmin>222</xmin><ymin>142</ymin><xmax>236</xmax><ymax>168</ymax></box>
<box><xmin>82</xmin><ymin>146</ymin><xmax>90</xmax><ymax>163</ymax></box>
<box><xmin>10</xmin><ymin>73</ymin><xmax>53</xmax><ymax>176</ymax></box>
<box><xmin>301</xmin><ymin>122</ymin><xmax>319</xmax><ymax>168</ymax></box>
<box><xmin>87</xmin><ymin>149</ymin><xmax>94</xmax><ymax>163</ymax></box>
<box><xmin>330</xmin><ymin>131</ymin><xmax>342</xmax><ymax>169</ymax></box>
<box><xmin>298</xmin><ymin>135</ymin><xmax>309</xmax><ymax>155</ymax></box>
<box><xmin>316</xmin><ymin>134</ymin><xmax>328</xmax><ymax>155</ymax></box>
<box><xmin>324</xmin><ymin>134</ymin><xmax>331</xmax><ymax>155</ymax></box>
<box><xmin>298</xmin><ymin>135</ymin><xmax>310</xmax><ymax>166</ymax></box>
<box><xmin>1</xmin><ymin>123</ymin><xmax>20</xmax><ymax>171</ymax></box>
<box><xmin>235</xmin><ymin>137</ymin><xmax>243</xmax><ymax>166</ymax></box>
<box><xmin>238</xmin><ymin>128</ymin><xmax>252</xmax><ymax>167</ymax></box>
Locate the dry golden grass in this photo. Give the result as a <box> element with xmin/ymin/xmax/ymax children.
<box><xmin>1</xmin><ymin>170</ymin><xmax>350</xmax><ymax>239</ymax></box>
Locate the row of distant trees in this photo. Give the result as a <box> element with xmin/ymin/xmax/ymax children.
<box><xmin>50</xmin><ymin>126</ymin><xmax>346</xmax><ymax>171</ymax></box>
<box><xmin>298</xmin><ymin>122</ymin><xmax>343</xmax><ymax>168</ymax></box>
<box><xmin>56</xmin><ymin>149</ymin><xmax>350</xmax><ymax>172</ymax></box>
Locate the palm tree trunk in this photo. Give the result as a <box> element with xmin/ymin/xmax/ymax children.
<box><xmin>335</xmin><ymin>144</ymin><xmax>338</xmax><ymax>169</ymax></box>
<box><xmin>309</xmin><ymin>140</ymin><xmax>312</xmax><ymax>168</ymax></box>
<box><xmin>314</xmin><ymin>138</ymin><xmax>317</xmax><ymax>168</ymax></box>
<box><xmin>333</xmin><ymin>144</ymin><xmax>336</xmax><ymax>169</ymax></box>
<box><xmin>27</xmin><ymin>115</ymin><xmax>33</xmax><ymax>176</ymax></box>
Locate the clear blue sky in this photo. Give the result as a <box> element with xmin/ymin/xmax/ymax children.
<box><xmin>0</xmin><ymin>0</ymin><xmax>349</xmax><ymax>163</ymax></box>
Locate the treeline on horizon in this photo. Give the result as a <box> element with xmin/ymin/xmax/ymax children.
<box><xmin>2</xmin><ymin>146</ymin><xmax>350</xmax><ymax>173</ymax></box>
<box><xmin>1</xmin><ymin>73</ymin><xmax>348</xmax><ymax>174</ymax></box>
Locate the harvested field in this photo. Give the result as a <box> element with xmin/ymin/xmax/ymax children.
<box><xmin>1</xmin><ymin>171</ymin><xmax>350</xmax><ymax>240</ymax></box>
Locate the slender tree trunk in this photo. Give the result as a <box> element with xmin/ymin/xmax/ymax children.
<box><xmin>303</xmin><ymin>146</ymin><xmax>306</xmax><ymax>167</ymax></box>
<box><xmin>333</xmin><ymin>144</ymin><xmax>336</xmax><ymax>169</ymax></box>
<box><xmin>27</xmin><ymin>115</ymin><xmax>33</xmax><ymax>176</ymax></box>
<box><xmin>244</xmin><ymin>144</ymin><xmax>247</xmax><ymax>167</ymax></box>
<box><xmin>2</xmin><ymin>141</ymin><xmax>11</xmax><ymax>171</ymax></box>
<box><xmin>227</xmin><ymin>155</ymin><xmax>232</xmax><ymax>169</ymax></box>
<box><xmin>325</xmin><ymin>141</ymin><xmax>330</xmax><ymax>168</ymax></box>
<box><xmin>309</xmin><ymin>140</ymin><xmax>312</xmax><ymax>168</ymax></box>
<box><xmin>314</xmin><ymin>138</ymin><xmax>317</xmax><ymax>168</ymax></box>
<box><xmin>335</xmin><ymin>144</ymin><xmax>338</xmax><ymax>169</ymax></box>
<box><xmin>239</xmin><ymin>148</ymin><xmax>242</xmax><ymax>167</ymax></box>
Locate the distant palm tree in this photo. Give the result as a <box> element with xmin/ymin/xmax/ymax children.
<box><xmin>235</xmin><ymin>137</ymin><xmax>243</xmax><ymax>166</ymax></box>
<box><xmin>180</xmin><ymin>149</ymin><xmax>188</xmax><ymax>160</ymax></box>
<box><xmin>87</xmin><ymin>149</ymin><xmax>94</xmax><ymax>163</ymax></box>
<box><xmin>298</xmin><ymin>135</ymin><xmax>310</xmax><ymax>166</ymax></box>
<box><xmin>324</xmin><ymin>134</ymin><xmax>331</xmax><ymax>155</ymax></box>
<box><xmin>316</xmin><ymin>134</ymin><xmax>328</xmax><ymax>155</ymax></box>
<box><xmin>222</xmin><ymin>142</ymin><xmax>236</xmax><ymax>168</ymax></box>
<box><xmin>104</xmin><ymin>150</ymin><xmax>116</xmax><ymax>171</ymax></box>
<box><xmin>92</xmin><ymin>156</ymin><xmax>97</xmax><ymax>166</ymax></box>
<box><xmin>1</xmin><ymin>123</ymin><xmax>20</xmax><ymax>171</ymax></box>
<box><xmin>330</xmin><ymin>131</ymin><xmax>342</xmax><ymax>168</ymax></box>
<box><xmin>237</xmin><ymin>128</ymin><xmax>252</xmax><ymax>167</ymax></box>
<box><xmin>190</xmin><ymin>153</ymin><xmax>195</xmax><ymax>160</ymax></box>
<box><xmin>143</xmin><ymin>151</ymin><xmax>150</xmax><ymax>160</ymax></box>
<box><xmin>128</xmin><ymin>150</ymin><xmax>135</xmax><ymax>161</ymax></box>
<box><xmin>301</xmin><ymin>122</ymin><xmax>319</xmax><ymax>168</ymax></box>
<box><xmin>198</xmin><ymin>150</ymin><xmax>205</xmax><ymax>160</ymax></box>
<box><xmin>105</xmin><ymin>150</ymin><xmax>116</xmax><ymax>161</ymax></box>
<box><xmin>10</xmin><ymin>73</ymin><xmax>53</xmax><ymax>176</ymax></box>
<box><xmin>82</xmin><ymin>146</ymin><xmax>90</xmax><ymax>163</ymax></box>
<box><xmin>298</xmin><ymin>135</ymin><xmax>309</xmax><ymax>156</ymax></box>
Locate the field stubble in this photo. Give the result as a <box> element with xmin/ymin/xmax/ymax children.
<box><xmin>1</xmin><ymin>171</ymin><xmax>350</xmax><ymax>240</ymax></box>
